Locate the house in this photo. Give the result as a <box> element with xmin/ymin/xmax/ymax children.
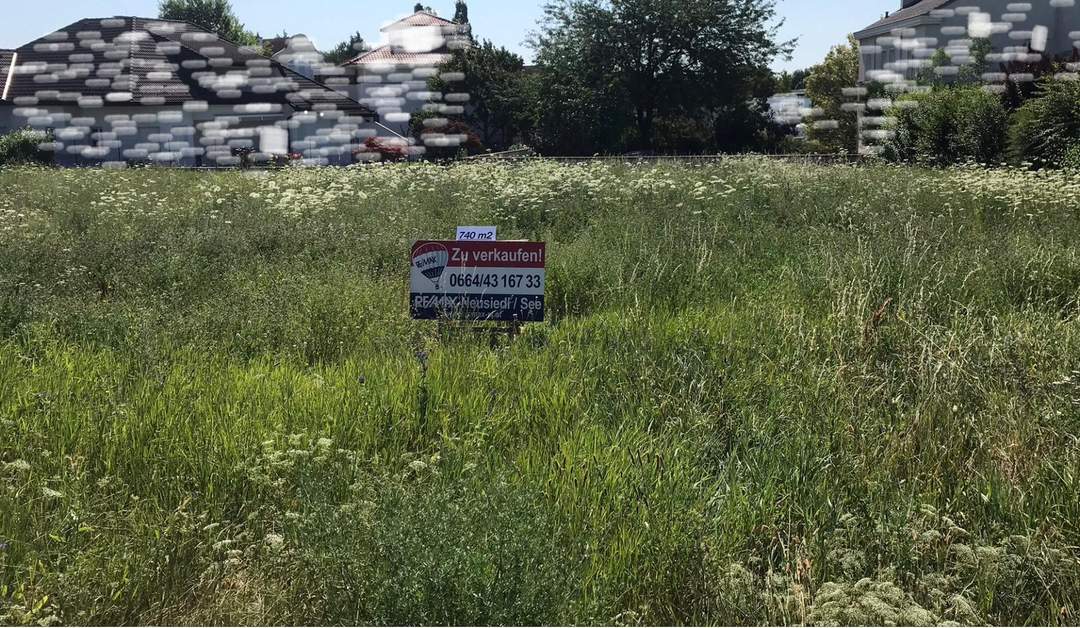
<box><xmin>0</xmin><ymin>50</ymin><xmax>16</xmax><ymax>133</ymax></box>
<box><xmin>326</xmin><ymin>6</ymin><xmax>472</xmax><ymax>143</ymax></box>
<box><xmin>855</xmin><ymin>0</ymin><xmax>1079</xmax><ymax>83</ymax></box>
<box><xmin>768</xmin><ymin>89</ymin><xmax>813</xmax><ymax>131</ymax></box>
<box><xmin>0</xmin><ymin>16</ymin><xmax>387</xmax><ymax>166</ymax></box>
<box><xmin>266</xmin><ymin>34</ymin><xmax>324</xmax><ymax>80</ymax></box>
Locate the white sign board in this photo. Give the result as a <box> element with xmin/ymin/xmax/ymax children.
<box><xmin>456</xmin><ymin>226</ymin><xmax>497</xmax><ymax>241</ymax></box>
<box><xmin>411</xmin><ymin>240</ymin><xmax>546</xmax><ymax>322</ymax></box>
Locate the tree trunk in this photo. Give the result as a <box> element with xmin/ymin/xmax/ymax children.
<box><xmin>636</xmin><ymin>108</ymin><xmax>654</xmax><ymax>152</ymax></box>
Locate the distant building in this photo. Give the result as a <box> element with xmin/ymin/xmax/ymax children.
<box><xmin>0</xmin><ymin>50</ymin><xmax>15</xmax><ymax>133</ymax></box>
<box><xmin>855</xmin><ymin>0</ymin><xmax>1079</xmax><ymax>83</ymax></box>
<box><xmin>768</xmin><ymin>89</ymin><xmax>812</xmax><ymax>133</ymax></box>
<box><xmin>266</xmin><ymin>34</ymin><xmax>324</xmax><ymax>80</ymax></box>
<box><xmin>323</xmin><ymin>6</ymin><xmax>472</xmax><ymax>141</ymax></box>
<box><xmin>0</xmin><ymin>17</ymin><xmax>379</xmax><ymax>166</ymax></box>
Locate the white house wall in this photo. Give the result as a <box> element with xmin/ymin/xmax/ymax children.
<box><xmin>3</xmin><ymin>103</ymin><xmax>381</xmax><ymax>167</ymax></box>
<box><xmin>0</xmin><ymin>106</ymin><xmax>14</xmax><ymax>136</ymax></box>
<box><xmin>858</xmin><ymin>0</ymin><xmax>1079</xmax><ymax>82</ymax></box>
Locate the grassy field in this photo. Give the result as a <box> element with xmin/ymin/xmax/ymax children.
<box><xmin>1</xmin><ymin>159</ymin><xmax>1079</xmax><ymax>626</ymax></box>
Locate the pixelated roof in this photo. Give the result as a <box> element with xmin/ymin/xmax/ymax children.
<box><xmin>0</xmin><ymin>50</ymin><xmax>15</xmax><ymax>102</ymax></box>
<box><xmin>854</xmin><ymin>0</ymin><xmax>954</xmax><ymax>39</ymax></box>
<box><xmin>4</xmin><ymin>17</ymin><xmax>372</xmax><ymax>114</ymax></box>
<box><xmin>343</xmin><ymin>45</ymin><xmax>451</xmax><ymax>67</ymax></box>
<box><xmin>381</xmin><ymin>11</ymin><xmax>458</xmax><ymax>32</ymax></box>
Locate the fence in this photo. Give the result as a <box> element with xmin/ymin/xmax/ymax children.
<box><xmin>465</xmin><ymin>151</ymin><xmax>865</xmax><ymax>165</ymax></box>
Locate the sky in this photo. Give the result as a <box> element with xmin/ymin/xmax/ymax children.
<box><xmin>0</xmin><ymin>0</ymin><xmax>897</xmax><ymax>72</ymax></box>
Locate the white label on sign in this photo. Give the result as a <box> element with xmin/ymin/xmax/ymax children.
<box><xmin>456</xmin><ymin>226</ymin><xmax>497</xmax><ymax>241</ymax></box>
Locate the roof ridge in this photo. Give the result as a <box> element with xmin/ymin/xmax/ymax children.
<box><xmin>143</xmin><ymin>19</ymin><xmax>372</xmax><ymax>113</ymax></box>
<box><xmin>854</xmin><ymin>0</ymin><xmax>954</xmax><ymax>38</ymax></box>
<box><xmin>5</xmin><ymin>15</ymin><xmax>375</xmax><ymax>116</ymax></box>
<box><xmin>380</xmin><ymin>10</ymin><xmax>457</xmax><ymax>31</ymax></box>
<box><xmin>343</xmin><ymin>44</ymin><xmax>390</xmax><ymax>65</ymax></box>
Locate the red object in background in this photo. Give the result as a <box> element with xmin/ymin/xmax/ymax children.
<box><xmin>359</xmin><ymin>137</ymin><xmax>408</xmax><ymax>161</ymax></box>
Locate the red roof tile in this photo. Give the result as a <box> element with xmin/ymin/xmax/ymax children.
<box><xmin>344</xmin><ymin>45</ymin><xmax>450</xmax><ymax>67</ymax></box>
<box><xmin>381</xmin><ymin>11</ymin><xmax>457</xmax><ymax>32</ymax></box>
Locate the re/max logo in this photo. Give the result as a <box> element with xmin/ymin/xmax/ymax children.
<box><xmin>415</xmin><ymin>254</ymin><xmax>441</xmax><ymax>269</ymax></box>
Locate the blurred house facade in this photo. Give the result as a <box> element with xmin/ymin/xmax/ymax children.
<box><xmin>855</xmin><ymin>0</ymin><xmax>1079</xmax><ymax>83</ymax></box>
<box><xmin>322</xmin><ymin>6</ymin><xmax>473</xmax><ymax>141</ymax></box>
<box><xmin>0</xmin><ymin>17</ymin><xmax>378</xmax><ymax>166</ymax></box>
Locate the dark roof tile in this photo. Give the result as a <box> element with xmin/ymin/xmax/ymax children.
<box><xmin>855</xmin><ymin>0</ymin><xmax>953</xmax><ymax>38</ymax></box>
<box><xmin>381</xmin><ymin>11</ymin><xmax>458</xmax><ymax>32</ymax></box>
<box><xmin>4</xmin><ymin>17</ymin><xmax>371</xmax><ymax>114</ymax></box>
<box><xmin>343</xmin><ymin>45</ymin><xmax>450</xmax><ymax>67</ymax></box>
<box><xmin>0</xmin><ymin>50</ymin><xmax>15</xmax><ymax>101</ymax></box>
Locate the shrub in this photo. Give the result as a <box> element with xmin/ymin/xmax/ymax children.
<box><xmin>0</xmin><ymin>128</ymin><xmax>52</xmax><ymax>167</ymax></box>
<box><xmin>419</xmin><ymin>119</ymin><xmax>484</xmax><ymax>155</ymax></box>
<box><xmin>653</xmin><ymin>115</ymin><xmax>713</xmax><ymax>154</ymax></box>
<box><xmin>357</xmin><ymin>136</ymin><xmax>409</xmax><ymax>162</ymax></box>
<box><xmin>1009</xmin><ymin>78</ymin><xmax>1080</xmax><ymax>168</ymax></box>
<box><xmin>884</xmin><ymin>86</ymin><xmax>1008</xmax><ymax>166</ymax></box>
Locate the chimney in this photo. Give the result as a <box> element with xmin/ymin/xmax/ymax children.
<box><xmin>900</xmin><ymin>0</ymin><xmax>921</xmax><ymax>7</ymax></box>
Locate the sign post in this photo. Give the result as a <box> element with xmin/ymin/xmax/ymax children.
<box><xmin>410</xmin><ymin>240</ymin><xmax>545</xmax><ymax>332</ymax></box>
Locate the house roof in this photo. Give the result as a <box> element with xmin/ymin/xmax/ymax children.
<box><xmin>343</xmin><ymin>45</ymin><xmax>450</xmax><ymax>67</ymax></box>
<box><xmin>264</xmin><ymin>35</ymin><xmax>298</xmax><ymax>57</ymax></box>
<box><xmin>0</xmin><ymin>50</ymin><xmax>15</xmax><ymax>102</ymax></box>
<box><xmin>4</xmin><ymin>17</ymin><xmax>372</xmax><ymax>114</ymax></box>
<box><xmin>268</xmin><ymin>35</ymin><xmax>325</xmax><ymax>68</ymax></box>
<box><xmin>267</xmin><ymin>34</ymin><xmax>323</xmax><ymax>59</ymax></box>
<box><xmin>381</xmin><ymin>11</ymin><xmax>458</xmax><ymax>32</ymax></box>
<box><xmin>854</xmin><ymin>0</ymin><xmax>953</xmax><ymax>39</ymax></box>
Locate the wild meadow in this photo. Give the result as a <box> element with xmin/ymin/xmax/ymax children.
<box><xmin>1</xmin><ymin>159</ymin><xmax>1079</xmax><ymax>625</ymax></box>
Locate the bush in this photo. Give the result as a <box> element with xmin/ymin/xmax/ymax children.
<box><xmin>1009</xmin><ymin>78</ymin><xmax>1080</xmax><ymax>168</ymax></box>
<box><xmin>357</xmin><ymin>136</ymin><xmax>408</xmax><ymax>162</ymax></box>
<box><xmin>884</xmin><ymin>87</ymin><xmax>1007</xmax><ymax>166</ymax></box>
<box><xmin>653</xmin><ymin>115</ymin><xmax>713</xmax><ymax>154</ymax></box>
<box><xmin>0</xmin><ymin>128</ymin><xmax>52</xmax><ymax>167</ymax></box>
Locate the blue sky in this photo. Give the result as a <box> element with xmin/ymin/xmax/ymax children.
<box><xmin>0</xmin><ymin>0</ymin><xmax>896</xmax><ymax>72</ymax></box>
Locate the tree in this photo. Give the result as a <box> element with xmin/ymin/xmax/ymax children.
<box><xmin>713</xmin><ymin>68</ymin><xmax>789</xmax><ymax>153</ymax></box>
<box><xmin>159</xmin><ymin>0</ymin><xmax>261</xmax><ymax>46</ymax></box>
<box><xmin>776</xmin><ymin>68</ymin><xmax>809</xmax><ymax>92</ymax></box>
<box><xmin>528</xmin><ymin>20</ymin><xmax>632</xmax><ymax>155</ymax></box>
<box><xmin>323</xmin><ymin>32</ymin><xmax>367</xmax><ymax>65</ymax></box>
<box><xmin>454</xmin><ymin>1</ymin><xmax>470</xmax><ymax>24</ymax></box>
<box><xmin>1009</xmin><ymin>78</ymin><xmax>1080</xmax><ymax>167</ymax></box>
<box><xmin>431</xmin><ymin>41</ymin><xmax>531</xmax><ymax>151</ymax></box>
<box><xmin>957</xmin><ymin>38</ymin><xmax>992</xmax><ymax>85</ymax></box>
<box><xmin>532</xmin><ymin>0</ymin><xmax>792</xmax><ymax>152</ymax></box>
<box><xmin>804</xmin><ymin>35</ymin><xmax>860</xmax><ymax>154</ymax></box>
<box><xmin>884</xmin><ymin>87</ymin><xmax>1007</xmax><ymax>166</ymax></box>
<box><xmin>452</xmin><ymin>0</ymin><xmax>474</xmax><ymax>42</ymax></box>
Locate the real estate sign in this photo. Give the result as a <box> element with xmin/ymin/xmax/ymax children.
<box><xmin>410</xmin><ymin>241</ymin><xmax>546</xmax><ymax>322</ymax></box>
<box><xmin>456</xmin><ymin>226</ymin><xmax>497</xmax><ymax>241</ymax></box>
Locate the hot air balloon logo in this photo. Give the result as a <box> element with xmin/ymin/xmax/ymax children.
<box><xmin>413</xmin><ymin>243</ymin><xmax>450</xmax><ymax>289</ymax></box>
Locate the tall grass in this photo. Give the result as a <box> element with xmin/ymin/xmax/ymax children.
<box><xmin>1</xmin><ymin>160</ymin><xmax>1079</xmax><ymax>625</ymax></box>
